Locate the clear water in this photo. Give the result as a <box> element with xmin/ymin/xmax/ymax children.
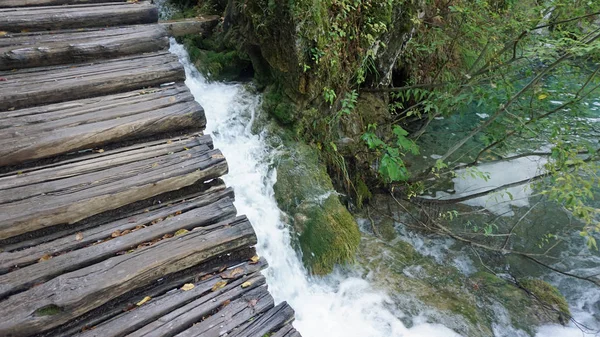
<box><xmin>169</xmin><ymin>39</ymin><xmax>600</xmax><ymax>337</ymax></box>
<box><xmin>169</xmin><ymin>40</ymin><xmax>465</xmax><ymax>337</ymax></box>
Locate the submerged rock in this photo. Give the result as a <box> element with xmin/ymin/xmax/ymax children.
<box><xmin>358</xmin><ymin>235</ymin><xmax>569</xmax><ymax>337</ymax></box>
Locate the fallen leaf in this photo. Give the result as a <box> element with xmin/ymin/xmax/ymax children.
<box><xmin>39</xmin><ymin>254</ymin><xmax>52</xmax><ymax>262</ymax></box>
<box><xmin>181</xmin><ymin>283</ymin><xmax>195</xmax><ymax>291</ymax></box>
<box><xmin>136</xmin><ymin>296</ymin><xmax>151</xmax><ymax>306</ymax></box>
<box><xmin>221</xmin><ymin>267</ymin><xmax>244</xmax><ymax>279</ymax></box>
<box><xmin>200</xmin><ymin>274</ymin><xmax>213</xmax><ymax>281</ymax></box>
<box><xmin>250</xmin><ymin>255</ymin><xmax>260</xmax><ymax>264</ymax></box>
<box><xmin>538</xmin><ymin>93</ymin><xmax>548</xmax><ymax>100</ymax></box>
<box><xmin>211</xmin><ymin>280</ymin><xmax>228</xmax><ymax>291</ymax></box>
<box><xmin>0</xmin><ymin>31</ymin><xmax>7</xmax><ymax>36</ymax></box>
<box><xmin>175</xmin><ymin>210</ymin><xmax>182</xmax><ymax>216</ymax></box>
<box><xmin>211</xmin><ymin>154</ymin><xmax>225</xmax><ymax>159</ymax></box>
<box><xmin>169</xmin><ymin>96</ymin><xmax>176</xmax><ymax>103</ymax></box>
<box><xmin>162</xmin><ymin>233</ymin><xmax>173</xmax><ymax>239</ymax></box>
<box><xmin>219</xmin><ymin>265</ymin><xmax>227</xmax><ymax>272</ymax></box>
<box><xmin>221</xmin><ymin>299</ymin><xmax>231</xmax><ymax>308</ymax></box>
<box><xmin>95</xmin><ymin>149</ymin><xmax>104</xmax><ymax>153</ymax></box>
<box><xmin>247</xmin><ymin>298</ymin><xmax>258</xmax><ymax>307</ymax></box>
<box><xmin>111</xmin><ymin>230</ymin><xmax>121</xmax><ymax>238</ymax></box>
<box><xmin>75</xmin><ymin>232</ymin><xmax>84</xmax><ymax>241</ymax></box>
<box><xmin>175</xmin><ymin>229</ymin><xmax>189</xmax><ymax>236</ymax></box>
<box><xmin>121</xmin><ymin>229</ymin><xmax>131</xmax><ymax>235</ymax></box>
<box><xmin>167</xmin><ymin>140</ymin><xmax>173</xmax><ymax>144</ymax></box>
<box><xmin>0</xmin><ymin>77</ymin><xmax>7</xmax><ymax>81</ymax></box>
<box><xmin>241</xmin><ymin>281</ymin><xmax>252</xmax><ymax>288</ymax></box>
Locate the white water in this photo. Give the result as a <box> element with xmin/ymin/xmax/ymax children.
<box><xmin>170</xmin><ymin>41</ymin><xmax>464</xmax><ymax>337</ymax></box>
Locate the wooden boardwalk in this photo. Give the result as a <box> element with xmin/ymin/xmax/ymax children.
<box><xmin>0</xmin><ymin>1</ymin><xmax>299</xmax><ymax>336</ymax></box>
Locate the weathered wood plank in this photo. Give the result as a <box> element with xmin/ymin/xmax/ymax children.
<box><xmin>0</xmin><ymin>137</ymin><xmax>228</xmax><ymax>240</ymax></box>
<box><xmin>0</xmin><ymin>198</ymin><xmax>237</xmax><ymax>298</ymax></box>
<box><xmin>0</xmin><ymin>216</ymin><xmax>257</xmax><ymax>337</ymax></box>
<box><xmin>0</xmin><ymin>2</ymin><xmax>158</xmax><ymax>32</ymax></box>
<box><xmin>272</xmin><ymin>324</ymin><xmax>302</xmax><ymax>337</ymax></box>
<box><xmin>0</xmin><ymin>0</ymin><xmax>125</xmax><ymax>7</ymax></box>
<box><xmin>173</xmin><ymin>286</ymin><xmax>275</xmax><ymax>337</ymax></box>
<box><xmin>0</xmin><ymin>84</ymin><xmax>206</xmax><ymax>166</ymax></box>
<box><xmin>0</xmin><ymin>182</ymin><xmax>232</xmax><ymax>272</ymax></box>
<box><xmin>228</xmin><ymin>302</ymin><xmax>296</xmax><ymax>337</ymax></box>
<box><xmin>0</xmin><ymin>51</ymin><xmax>184</xmax><ymax>111</ymax></box>
<box><xmin>160</xmin><ymin>16</ymin><xmax>220</xmax><ymax>37</ymax></box>
<box><xmin>75</xmin><ymin>259</ymin><xmax>268</xmax><ymax>337</ymax></box>
<box><xmin>0</xmin><ymin>24</ymin><xmax>168</xmax><ymax>70</ymax></box>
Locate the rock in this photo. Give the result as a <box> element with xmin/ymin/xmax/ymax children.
<box><xmin>358</xmin><ymin>236</ymin><xmax>568</xmax><ymax>337</ymax></box>
<box><xmin>273</xmin><ymin>139</ymin><xmax>360</xmax><ymax>275</ymax></box>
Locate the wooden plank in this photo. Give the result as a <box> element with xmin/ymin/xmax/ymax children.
<box><xmin>272</xmin><ymin>324</ymin><xmax>302</xmax><ymax>337</ymax></box>
<box><xmin>0</xmin><ymin>197</ymin><xmax>238</xmax><ymax>298</ymax></box>
<box><xmin>76</xmin><ymin>260</ymin><xmax>269</xmax><ymax>337</ymax></box>
<box><xmin>228</xmin><ymin>302</ymin><xmax>296</xmax><ymax>337</ymax></box>
<box><xmin>0</xmin><ymin>182</ymin><xmax>232</xmax><ymax>272</ymax></box>
<box><xmin>0</xmin><ymin>84</ymin><xmax>206</xmax><ymax>166</ymax></box>
<box><xmin>0</xmin><ymin>0</ymin><xmax>125</xmax><ymax>7</ymax></box>
<box><xmin>0</xmin><ymin>51</ymin><xmax>184</xmax><ymax>111</ymax></box>
<box><xmin>0</xmin><ymin>2</ymin><xmax>158</xmax><ymax>32</ymax></box>
<box><xmin>0</xmin><ymin>24</ymin><xmax>168</xmax><ymax>70</ymax></box>
<box><xmin>173</xmin><ymin>286</ymin><xmax>275</xmax><ymax>337</ymax></box>
<box><xmin>0</xmin><ymin>137</ymin><xmax>228</xmax><ymax>240</ymax></box>
<box><xmin>0</xmin><ymin>216</ymin><xmax>257</xmax><ymax>337</ymax></box>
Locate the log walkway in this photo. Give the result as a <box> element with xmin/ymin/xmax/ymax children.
<box><xmin>0</xmin><ymin>1</ymin><xmax>299</xmax><ymax>336</ymax></box>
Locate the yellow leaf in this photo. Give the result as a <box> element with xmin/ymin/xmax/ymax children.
<box><xmin>0</xmin><ymin>31</ymin><xmax>7</xmax><ymax>36</ymax></box>
<box><xmin>212</xmin><ymin>280</ymin><xmax>227</xmax><ymax>291</ymax></box>
<box><xmin>39</xmin><ymin>254</ymin><xmax>52</xmax><ymax>262</ymax></box>
<box><xmin>175</xmin><ymin>229</ymin><xmax>189</xmax><ymax>236</ymax></box>
<box><xmin>250</xmin><ymin>255</ymin><xmax>260</xmax><ymax>264</ymax></box>
<box><xmin>181</xmin><ymin>283</ymin><xmax>195</xmax><ymax>291</ymax></box>
<box><xmin>136</xmin><ymin>296</ymin><xmax>151</xmax><ymax>306</ymax></box>
<box><xmin>241</xmin><ymin>281</ymin><xmax>252</xmax><ymax>288</ymax></box>
<box><xmin>538</xmin><ymin>94</ymin><xmax>548</xmax><ymax>100</ymax></box>
<box><xmin>17</xmin><ymin>171</ymin><xmax>23</xmax><ymax>175</ymax></box>
<box><xmin>75</xmin><ymin>232</ymin><xmax>83</xmax><ymax>241</ymax></box>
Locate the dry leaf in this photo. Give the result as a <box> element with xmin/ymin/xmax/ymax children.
<box><xmin>0</xmin><ymin>31</ymin><xmax>7</xmax><ymax>36</ymax></box>
<box><xmin>211</xmin><ymin>154</ymin><xmax>225</xmax><ymax>159</ymax></box>
<box><xmin>39</xmin><ymin>254</ymin><xmax>52</xmax><ymax>262</ymax></box>
<box><xmin>75</xmin><ymin>232</ymin><xmax>84</xmax><ymax>241</ymax></box>
<box><xmin>250</xmin><ymin>255</ymin><xmax>260</xmax><ymax>264</ymax></box>
<box><xmin>211</xmin><ymin>280</ymin><xmax>228</xmax><ymax>291</ymax></box>
<box><xmin>111</xmin><ymin>230</ymin><xmax>121</xmax><ymax>238</ymax></box>
<box><xmin>221</xmin><ymin>267</ymin><xmax>244</xmax><ymax>279</ymax></box>
<box><xmin>221</xmin><ymin>299</ymin><xmax>231</xmax><ymax>308</ymax></box>
<box><xmin>200</xmin><ymin>274</ymin><xmax>213</xmax><ymax>281</ymax></box>
<box><xmin>167</xmin><ymin>139</ymin><xmax>173</xmax><ymax>144</ymax></box>
<box><xmin>95</xmin><ymin>149</ymin><xmax>104</xmax><ymax>153</ymax></box>
<box><xmin>175</xmin><ymin>229</ymin><xmax>189</xmax><ymax>236</ymax></box>
<box><xmin>181</xmin><ymin>283</ymin><xmax>195</xmax><ymax>291</ymax></box>
<box><xmin>162</xmin><ymin>233</ymin><xmax>174</xmax><ymax>239</ymax></box>
<box><xmin>121</xmin><ymin>229</ymin><xmax>131</xmax><ymax>235</ymax></box>
<box><xmin>136</xmin><ymin>296</ymin><xmax>151</xmax><ymax>306</ymax></box>
<box><xmin>241</xmin><ymin>281</ymin><xmax>252</xmax><ymax>288</ymax></box>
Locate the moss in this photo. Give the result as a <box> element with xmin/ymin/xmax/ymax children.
<box><xmin>521</xmin><ymin>279</ymin><xmax>571</xmax><ymax>318</ymax></box>
<box><xmin>377</xmin><ymin>218</ymin><xmax>397</xmax><ymax>241</ymax></box>
<box><xmin>263</xmin><ymin>85</ymin><xmax>297</xmax><ymax>125</ymax></box>
<box><xmin>183</xmin><ymin>34</ymin><xmax>253</xmax><ymax>82</ymax></box>
<box><xmin>35</xmin><ymin>304</ymin><xmax>62</xmax><ymax>316</ymax></box>
<box><xmin>299</xmin><ymin>195</ymin><xmax>361</xmax><ymax>274</ymax></box>
<box><xmin>273</xmin><ymin>140</ymin><xmax>360</xmax><ymax>274</ymax></box>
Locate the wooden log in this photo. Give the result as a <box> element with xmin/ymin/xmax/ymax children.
<box><xmin>228</xmin><ymin>302</ymin><xmax>296</xmax><ymax>337</ymax></box>
<box><xmin>0</xmin><ymin>24</ymin><xmax>168</xmax><ymax>70</ymax></box>
<box><xmin>0</xmin><ymin>51</ymin><xmax>184</xmax><ymax>111</ymax></box>
<box><xmin>0</xmin><ymin>216</ymin><xmax>257</xmax><ymax>337</ymax></box>
<box><xmin>272</xmin><ymin>324</ymin><xmax>302</xmax><ymax>337</ymax></box>
<box><xmin>0</xmin><ymin>182</ymin><xmax>233</xmax><ymax>272</ymax></box>
<box><xmin>75</xmin><ymin>259</ymin><xmax>269</xmax><ymax>337</ymax></box>
<box><xmin>160</xmin><ymin>16</ymin><xmax>220</xmax><ymax>37</ymax></box>
<box><xmin>0</xmin><ymin>198</ymin><xmax>238</xmax><ymax>298</ymax></box>
<box><xmin>0</xmin><ymin>2</ymin><xmax>158</xmax><ymax>32</ymax></box>
<box><xmin>0</xmin><ymin>137</ymin><xmax>228</xmax><ymax>240</ymax></box>
<box><xmin>0</xmin><ymin>0</ymin><xmax>125</xmax><ymax>7</ymax></box>
<box><xmin>173</xmin><ymin>286</ymin><xmax>275</xmax><ymax>337</ymax></box>
<box><xmin>0</xmin><ymin>84</ymin><xmax>206</xmax><ymax>166</ymax></box>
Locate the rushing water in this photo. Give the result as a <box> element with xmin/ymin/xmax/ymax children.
<box><xmin>169</xmin><ymin>40</ymin><xmax>467</xmax><ymax>337</ymax></box>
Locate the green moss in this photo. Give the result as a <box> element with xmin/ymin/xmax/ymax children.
<box><xmin>273</xmin><ymin>140</ymin><xmax>360</xmax><ymax>274</ymax></box>
<box><xmin>34</xmin><ymin>304</ymin><xmax>62</xmax><ymax>316</ymax></box>
<box><xmin>263</xmin><ymin>85</ymin><xmax>297</xmax><ymax>125</ymax></box>
<box><xmin>521</xmin><ymin>279</ymin><xmax>571</xmax><ymax>318</ymax></box>
<box><xmin>298</xmin><ymin>194</ymin><xmax>361</xmax><ymax>274</ymax></box>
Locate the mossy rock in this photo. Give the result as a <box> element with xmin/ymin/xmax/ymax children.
<box><xmin>262</xmin><ymin>85</ymin><xmax>297</xmax><ymax>125</ymax></box>
<box><xmin>521</xmin><ymin>279</ymin><xmax>571</xmax><ymax>323</ymax></box>
<box><xmin>273</xmin><ymin>140</ymin><xmax>360</xmax><ymax>275</ymax></box>
<box><xmin>359</xmin><ymin>236</ymin><xmax>568</xmax><ymax>337</ymax></box>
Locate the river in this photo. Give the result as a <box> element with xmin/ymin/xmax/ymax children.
<box><xmin>169</xmin><ymin>40</ymin><xmax>600</xmax><ymax>337</ymax></box>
